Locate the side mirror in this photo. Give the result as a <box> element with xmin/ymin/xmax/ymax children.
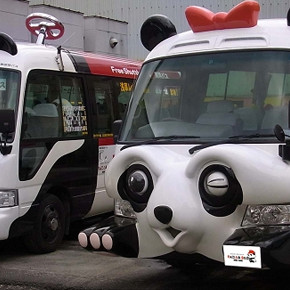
<box><xmin>113</xmin><ymin>120</ymin><xmax>122</xmax><ymax>143</ymax></box>
<box><xmin>0</xmin><ymin>109</ymin><xmax>15</xmax><ymax>134</ymax></box>
<box><xmin>0</xmin><ymin>109</ymin><xmax>15</xmax><ymax>155</ymax></box>
<box><xmin>274</xmin><ymin>124</ymin><xmax>290</xmax><ymax>161</ymax></box>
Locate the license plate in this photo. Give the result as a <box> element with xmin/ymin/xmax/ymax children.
<box><xmin>223</xmin><ymin>245</ymin><xmax>262</xmax><ymax>268</ymax></box>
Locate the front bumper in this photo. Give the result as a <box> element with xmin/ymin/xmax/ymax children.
<box><xmin>0</xmin><ymin>206</ymin><xmax>20</xmax><ymax>240</ymax></box>
<box><xmin>224</xmin><ymin>226</ymin><xmax>290</xmax><ymax>268</ymax></box>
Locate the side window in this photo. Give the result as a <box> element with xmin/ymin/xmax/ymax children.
<box><xmin>20</xmin><ymin>71</ymin><xmax>88</xmax><ymax>181</ymax></box>
<box><xmin>206</xmin><ymin>73</ymin><xmax>227</xmax><ymax>101</ymax></box>
<box><xmin>118</xmin><ymin>80</ymin><xmax>134</xmax><ymax>118</ymax></box>
<box><xmin>92</xmin><ymin>77</ymin><xmax>114</xmax><ymax>136</ymax></box>
<box><xmin>23</xmin><ymin>73</ymin><xmax>61</xmax><ymax>139</ymax></box>
<box><xmin>60</xmin><ymin>77</ymin><xmax>88</xmax><ymax>137</ymax></box>
<box><xmin>22</xmin><ymin>71</ymin><xmax>88</xmax><ymax>139</ymax></box>
<box><xmin>206</xmin><ymin>71</ymin><xmax>256</xmax><ymax>107</ymax></box>
<box><xmin>87</xmin><ymin>76</ymin><xmax>134</xmax><ymax>137</ymax></box>
<box><xmin>204</xmin><ymin>71</ymin><xmax>257</xmax><ymax>132</ymax></box>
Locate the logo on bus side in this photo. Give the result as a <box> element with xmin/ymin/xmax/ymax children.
<box><xmin>62</xmin><ymin>105</ymin><xmax>88</xmax><ymax>133</ymax></box>
<box><xmin>110</xmin><ymin>66</ymin><xmax>139</xmax><ymax>76</ymax></box>
<box><xmin>223</xmin><ymin>245</ymin><xmax>262</xmax><ymax>268</ymax></box>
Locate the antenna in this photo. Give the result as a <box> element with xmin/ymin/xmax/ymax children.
<box><xmin>25</xmin><ymin>13</ymin><xmax>65</xmax><ymax>44</ymax></box>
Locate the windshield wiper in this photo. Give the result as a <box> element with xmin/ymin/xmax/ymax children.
<box><xmin>228</xmin><ymin>133</ymin><xmax>276</xmax><ymax>139</ymax></box>
<box><xmin>188</xmin><ymin>133</ymin><xmax>276</xmax><ymax>155</ymax></box>
<box><xmin>121</xmin><ymin>135</ymin><xmax>200</xmax><ymax>151</ymax></box>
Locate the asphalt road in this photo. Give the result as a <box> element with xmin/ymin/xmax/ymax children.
<box><xmin>0</xmin><ymin>232</ymin><xmax>289</xmax><ymax>289</ymax></box>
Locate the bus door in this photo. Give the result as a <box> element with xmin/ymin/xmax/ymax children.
<box><xmin>20</xmin><ymin>70</ymin><xmax>95</xmax><ymax>217</ymax></box>
<box><xmin>85</xmin><ymin>75</ymin><xmax>134</xmax><ymax>216</ymax></box>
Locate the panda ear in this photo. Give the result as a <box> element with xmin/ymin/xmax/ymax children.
<box><xmin>140</xmin><ymin>15</ymin><xmax>177</xmax><ymax>51</ymax></box>
<box><xmin>0</xmin><ymin>32</ymin><xmax>17</xmax><ymax>55</ymax></box>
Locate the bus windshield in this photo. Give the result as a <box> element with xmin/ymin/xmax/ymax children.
<box><xmin>0</xmin><ymin>69</ymin><xmax>20</xmax><ymax>111</ymax></box>
<box><xmin>120</xmin><ymin>50</ymin><xmax>290</xmax><ymax>142</ymax></box>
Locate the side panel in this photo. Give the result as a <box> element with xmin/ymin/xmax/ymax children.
<box><xmin>8</xmin><ymin>54</ymin><xmax>139</xmax><ymax>237</ymax></box>
<box><xmin>9</xmin><ymin>69</ymin><xmax>98</xmax><ymax>237</ymax></box>
<box><xmin>84</xmin><ymin>74</ymin><xmax>136</xmax><ymax>217</ymax></box>
<box><xmin>9</xmin><ymin>138</ymin><xmax>98</xmax><ymax>238</ymax></box>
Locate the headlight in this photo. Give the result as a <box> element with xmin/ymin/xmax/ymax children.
<box><xmin>198</xmin><ymin>164</ymin><xmax>242</xmax><ymax>217</ymax></box>
<box><xmin>242</xmin><ymin>205</ymin><xmax>290</xmax><ymax>226</ymax></box>
<box><xmin>117</xmin><ymin>164</ymin><xmax>153</xmax><ymax>212</ymax></box>
<box><xmin>124</xmin><ymin>165</ymin><xmax>153</xmax><ymax>204</ymax></box>
<box><xmin>0</xmin><ymin>190</ymin><xmax>18</xmax><ymax>207</ymax></box>
<box><xmin>115</xmin><ymin>199</ymin><xmax>136</xmax><ymax>219</ymax></box>
<box><xmin>127</xmin><ymin>170</ymin><xmax>149</xmax><ymax>196</ymax></box>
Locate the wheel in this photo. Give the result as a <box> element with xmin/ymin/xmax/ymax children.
<box><xmin>23</xmin><ymin>194</ymin><xmax>65</xmax><ymax>254</ymax></box>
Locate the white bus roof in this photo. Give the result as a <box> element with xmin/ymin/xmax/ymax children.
<box><xmin>145</xmin><ymin>18</ymin><xmax>290</xmax><ymax>61</ymax></box>
<box><xmin>0</xmin><ymin>42</ymin><xmax>141</xmax><ymax>78</ymax></box>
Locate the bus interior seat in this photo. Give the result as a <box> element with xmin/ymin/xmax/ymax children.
<box><xmin>196</xmin><ymin>100</ymin><xmax>242</xmax><ymax>134</ymax></box>
<box><xmin>29</xmin><ymin>103</ymin><xmax>59</xmax><ymax>138</ymax></box>
<box><xmin>261</xmin><ymin>106</ymin><xmax>288</xmax><ymax>130</ymax></box>
<box><xmin>234</xmin><ymin>107</ymin><xmax>260</xmax><ymax>131</ymax></box>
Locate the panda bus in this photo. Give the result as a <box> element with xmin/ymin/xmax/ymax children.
<box><xmin>0</xmin><ymin>13</ymin><xmax>141</xmax><ymax>253</ymax></box>
<box><xmin>79</xmin><ymin>0</ymin><xmax>290</xmax><ymax>269</ymax></box>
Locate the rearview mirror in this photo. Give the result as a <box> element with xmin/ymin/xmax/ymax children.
<box><xmin>113</xmin><ymin>120</ymin><xmax>122</xmax><ymax>143</ymax></box>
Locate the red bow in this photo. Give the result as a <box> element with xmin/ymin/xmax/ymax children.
<box><xmin>185</xmin><ymin>0</ymin><xmax>260</xmax><ymax>33</ymax></box>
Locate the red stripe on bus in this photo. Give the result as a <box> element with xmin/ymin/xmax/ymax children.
<box><xmin>71</xmin><ymin>51</ymin><xmax>141</xmax><ymax>78</ymax></box>
<box><xmin>99</xmin><ymin>137</ymin><xmax>115</xmax><ymax>146</ymax></box>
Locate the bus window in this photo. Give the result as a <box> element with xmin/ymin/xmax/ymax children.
<box><xmin>262</xmin><ymin>72</ymin><xmax>290</xmax><ymax>130</ymax></box>
<box><xmin>60</xmin><ymin>77</ymin><xmax>88</xmax><ymax>137</ymax></box>
<box><xmin>0</xmin><ymin>69</ymin><xmax>20</xmax><ymax>142</ymax></box>
<box><xmin>23</xmin><ymin>73</ymin><xmax>61</xmax><ymax>139</ymax></box>
<box><xmin>0</xmin><ymin>69</ymin><xmax>20</xmax><ymax>111</ymax></box>
<box><xmin>87</xmin><ymin>76</ymin><xmax>134</xmax><ymax>137</ymax></box>
<box><xmin>20</xmin><ymin>71</ymin><xmax>88</xmax><ymax>180</ymax></box>
<box><xmin>160</xmin><ymin>86</ymin><xmax>181</xmax><ymax>120</ymax></box>
<box><xmin>206</xmin><ymin>71</ymin><xmax>256</xmax><ymax>106</ymax></box>
<box><xmin>22</xmin><ymin>71</ymin><xmax>88</xmax><ymax>139</ymax></box>
<box><xmin>118</xmin><ymin>80</ymin><xmax>134</xmax><ymax>118</ymax></box>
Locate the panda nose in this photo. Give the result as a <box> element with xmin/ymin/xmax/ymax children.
<box><xmin>154</xmin><ymin>206</ymin><xmax>173</xmax><ymax>224</ymax></box>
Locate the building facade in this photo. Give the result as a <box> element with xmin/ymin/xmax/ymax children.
<box><xmin>1</xmin><ymin>0</ymin><xmax>129</xmax><ymax>58</ymax></box>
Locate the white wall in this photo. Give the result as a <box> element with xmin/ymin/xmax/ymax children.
<box><xmin>0</xmin><ymin>0</ymin><xmax>31</xmax><ymax>42</ymax></box>
<box><xmin>84</xmin><ymin>16</ymin><xmax>128</xmax><ymax>58</ymax></box>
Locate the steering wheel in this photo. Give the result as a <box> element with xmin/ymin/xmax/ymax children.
<box><xmin>25</xmin><ymin>13</ymin><xmax>64</xmax><ymax>40</ymax></box>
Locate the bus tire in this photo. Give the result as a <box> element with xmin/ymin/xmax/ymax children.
<box><xmin>23</xmin><ymin>194</ymin><xmax>65</xmax><ymax>254</ymax></box>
